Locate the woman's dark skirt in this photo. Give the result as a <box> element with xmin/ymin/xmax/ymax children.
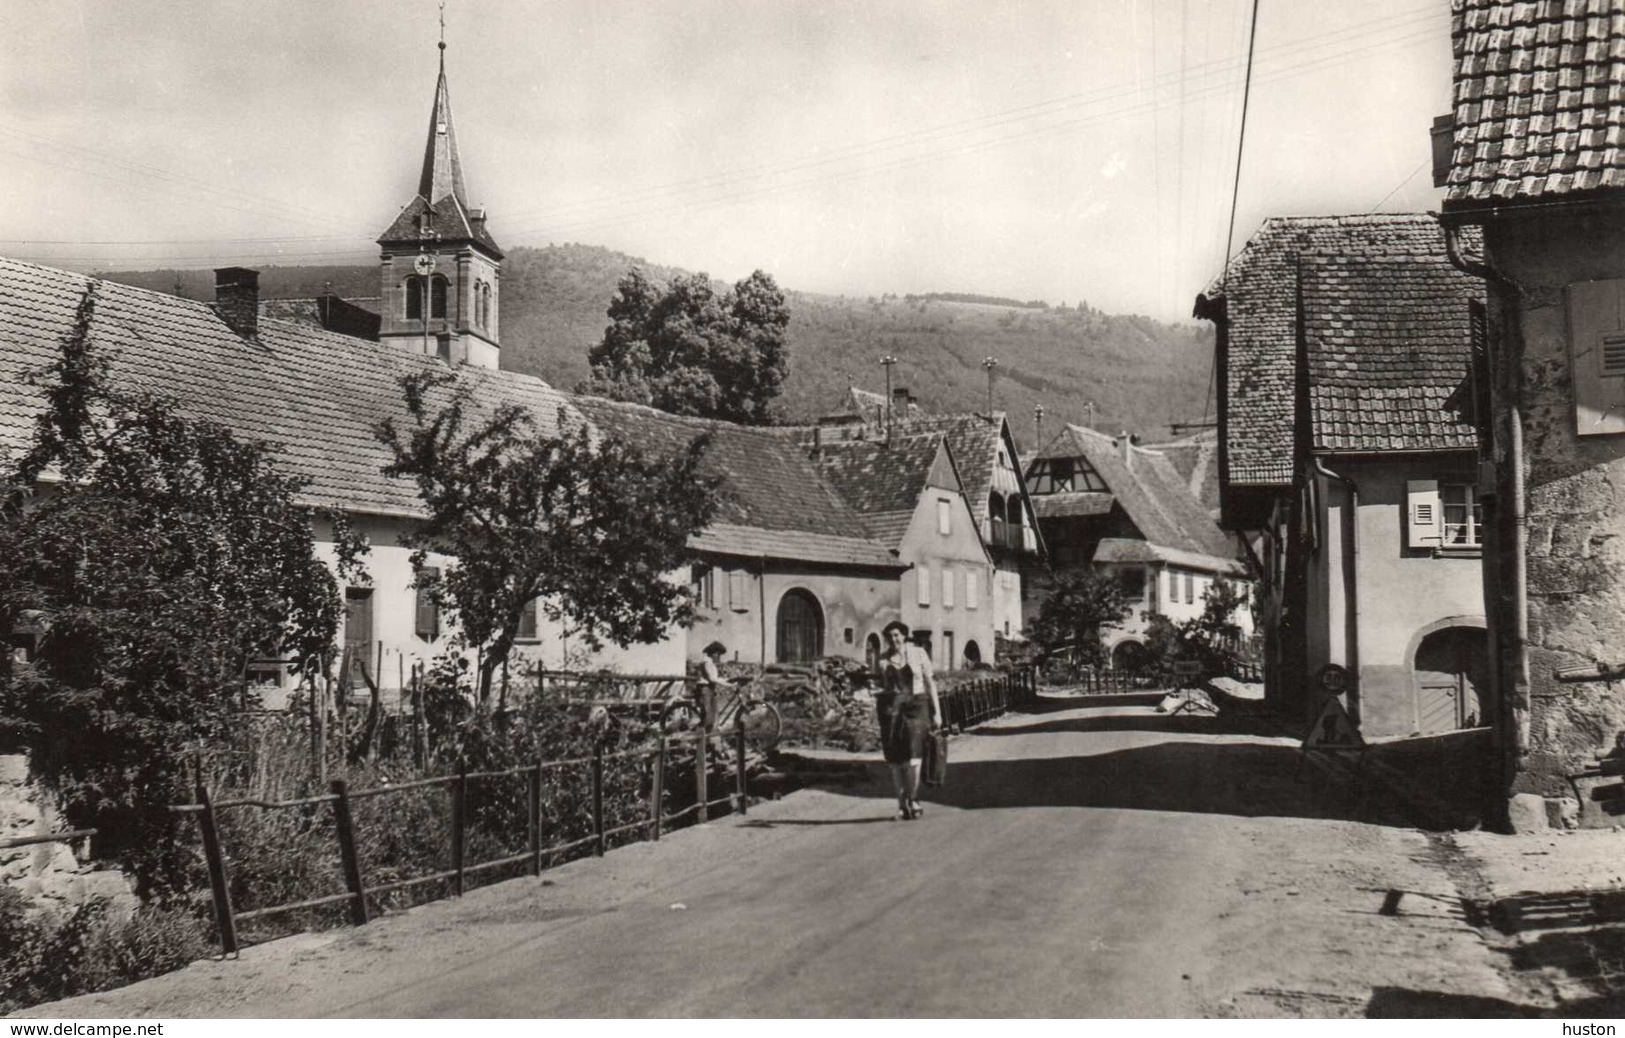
<box><xmin>876</xmin><ymin>692</ymin><xmax>929</xmax><ymax>764</ymax></box>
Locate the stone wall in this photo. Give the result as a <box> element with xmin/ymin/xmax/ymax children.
<box><xmin>0</xmin><ymin>754</ymin><xmax>134</xmax><ymax>919</ymax></box>
<box><xmin>1487</xmin><ymin>208</ymin><xmax>1625</xmax><ymax>825</ymax></box>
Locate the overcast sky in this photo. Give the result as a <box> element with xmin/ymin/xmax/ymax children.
<box><xmin>1</xmin><ymin>0</ymin><xmax>1451</xmax><ymax>323</ymax></box>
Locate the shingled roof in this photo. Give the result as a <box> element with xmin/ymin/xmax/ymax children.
<box><xmin>1444</xmin><ymin>0</ymin><xmax>1625</xmax><ymax>207</ymax></box>
<box><xmin>569</xmin><ymin>395</ymin><xmax>901</xmax><ymax>570</ymax></box>
<box><xmin>891</xmin><ymin>412</ymin><xmax>1003</xmax><ymax>512</ymax></box>
<box><xmin>816</xmin><ymin>433</ymin><xmax>949</xmax><ymax>549</ymax></box>
<box><xmin>1194</xmin><ymin>214</ymin><xmax>1480</xmax><ymax>485</ymax></box>
<box><xmin>1031</xmin><ymin>424</ymin><xmax>1239</xmax><ymax>572</ymax></box>
<box><xmin>1301</xmin><ymin>254</ymin><xmax>1483</xmax><ymax>453</ymax></box>
<box><xmin>0</xmin><ymin>257</ymin><xmax>575</xmax><ymax>518</ymax></box>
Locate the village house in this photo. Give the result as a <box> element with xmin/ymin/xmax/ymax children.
<box><xmin>1437</xmin><ymin>0</ymin><xmax>1625</xmax><ymax>826</ymax></box>
<box><xmin>1021</xmin><ymin>424</ymin><xmax>1249</xmax><ymax>670</ymax></box>
<box><xmin>1195</xmin><ymin>213</ymin><xmax>1490</xmax><ymax>737</ymax></box>
<box><xmin>816</xmin><ymin>388</ymin><xmax>1046</xmax><ymax>646</ymax></box>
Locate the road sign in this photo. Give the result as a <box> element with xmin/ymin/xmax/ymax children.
<box><xmin>1303</xmin><ymin>695</ymin><xmax>1365</xmax><ymax>751</ymax></box>
<box><xmin>1172</xmin><ymin>660</ymin><xmax>1203</xmax><ymax>678</ymax></box>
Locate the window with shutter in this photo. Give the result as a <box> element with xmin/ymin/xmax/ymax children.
<box><xmin>1567</xmin><ymin>278</ymin><xmax>1625</xmax><ymax>436</ymax></box>
<box><xmin>966</xmin><ymin>570</ymin><xmax>980</xmax><ymax>609</ymax></box>
<box><xmin>728</xmin><ymin>569</ymin><xmax>750</xmax><ymax>612</ymax></box>
<box><xmin>937</xmin><ymin>498</ymin><xmax>952</xmax><ymax>535</ymax></box>
<box><xmin>414</xmin><ymin>567</ymin><xmax>440</xmax><ymax>641</ymax></box>
<box><xmin>943</xmin><ymin>567</ymin><xmax>955</xmax><ymax>607</ymax></box>
<box><xmin>517</xmin><ymin>598</ymin><xmax>538</xmax><ymax>642</ymax></box>
<box><xmin>917</xmin><ymin>565</ymin><xmax>931</xmax><ymax>607</ymax></box>
<box><xmin>1406</xmin><ymin>479</ymin><xmax>1443</xmax><ymax>549</ymax></box>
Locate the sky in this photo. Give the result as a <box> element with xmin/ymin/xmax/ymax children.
<box><xmin>0</xmin><ymin>0</ymin><xmax>1454</xmax><ymax>324</ymax></box>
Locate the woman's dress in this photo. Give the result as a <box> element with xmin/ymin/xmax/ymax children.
<box><xmin>876</xmin><ymin>656</ymin><xmax>929</xmax><ymax>764</ymax></box>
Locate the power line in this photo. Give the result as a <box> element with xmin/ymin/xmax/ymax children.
<box><xmin>1366</xmin><ymin>158</ymin><xmax>1429</xmax><ymax>213</ymax></box>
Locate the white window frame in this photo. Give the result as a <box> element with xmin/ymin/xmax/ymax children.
<box><xmin>937</xmin><ymin>498</ymin><xmax>952</xmax><ymax>536</ymax></box>
<box><xmin>1440</xmin><ymin>482</ymin><xmax>1483</xmax><ymax>547</ymax></box>
<box><xmin>917</xmin><ymin>565</ymin><xmax>931</xmax><ymax>607</ymax></box>
<box><xmin>966</xmin><ymin>570</ymin><xmax>980</xmax><ymax>610</ymax></box>
<box><xmin>943</xmin><ymin>567</ymin><xmax>955</xmax><ymax>608</ymax></box>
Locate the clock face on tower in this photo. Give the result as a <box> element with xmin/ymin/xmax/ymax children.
<box><xmin>414</xmin><ymin>253</ymin><xmax>437</xmax><ymax>276</ymax></box>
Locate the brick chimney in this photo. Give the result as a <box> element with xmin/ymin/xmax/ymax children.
<box><xmin>213</xmin><ymin>267</ymin><xmax>259</xmax><ymax>339</ymax></box>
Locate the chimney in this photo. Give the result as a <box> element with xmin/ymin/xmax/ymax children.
<box><xmin>1430</xmin><ymin>113</ymin><xmax>1454</xmax><ymax>188</ymax></box>
<box><xmin>213</xmin><ymin>267</ymin><xmax>259</xmax><ymax>339</ymax></box>
<box><xmin>1118</xmin><ymin>432</ymin><xmax>1133</xmax><ymax>466</ymax></box>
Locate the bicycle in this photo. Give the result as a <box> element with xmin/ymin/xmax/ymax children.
<box><xmin>662</xmin><ymin>676</ymin><xmax>783</xmax><ymax>754</ymax></box>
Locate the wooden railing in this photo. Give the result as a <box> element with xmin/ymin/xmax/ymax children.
<box><xmin>172</xmin><ymin>725</ymin><xmax>754</xmax><ymax>957</ymax></box>
<box><xmin>938</xmin><ymin>667</ymin><xmax>1037</xmax><ymax>730</ymax></box>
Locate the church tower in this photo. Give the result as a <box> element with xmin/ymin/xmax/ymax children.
<box><xmin>377</xmin><ymin>32</ymin><xmax>502</xmax><ymax>369</ymax></box>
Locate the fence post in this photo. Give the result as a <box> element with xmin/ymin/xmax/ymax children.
<box><xmin>329</xmin><ymin>779</ymin><xmax>369</xmax><ymax>927</ymax></box>
<box><xmin>695</xmin><ymin>722</ymin><xmax>710</xmax><ymax>825</ymax></box>
<box><xmin>194</xmin><ymin>779</ymin><xmax>238</xmax><ymax>957</ymax></box>
<box><xmin>528</xmin><ymin>761</ymin><xmax>543</xmax><ymax>877</ymax></box>
<box><xmin>451</xmin><ymin>761</ymin><xmax>467</xmax><ymax>896</ymax></box>
<box><xmin>652</xmin><ymin>735</ymin><xmax>666</xmax><ymax>841</ymax></box>
<box><xmin>592</xmin><ymin>740</ymin><xmax>606</xmax><ymax>856</ymax></box>
<box><xmin>735</xmin><ymin>715</ymin><xmax>748</xmax><ymax>816</ymax></box>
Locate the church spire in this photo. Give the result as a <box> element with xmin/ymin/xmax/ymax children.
<box><xmin>418</xmin><ymin>5</ymin><xmax>467</xmax><ymax>209</ymax></box>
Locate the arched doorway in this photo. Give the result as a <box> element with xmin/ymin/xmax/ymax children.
<box><xmin>1413</xmin><ymin>626</ymin><xmax>1490</xmax><ymax>731</ymax></box>
<box><xmin>964</xmin><ymin>640</ymin><xmax>982</xmax><ymax>666</ymax></box>
<box><xmin>1111</xmin><ymin>639</ymin><xmax>1148</xmax><ymax>673</ymax></box>
<box><xmin>775</xmin><ymin>588</ymin><xmax>825</xmax><ymax>664</ymax></box>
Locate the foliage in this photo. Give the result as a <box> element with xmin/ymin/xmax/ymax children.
<box><xmin>0</xmin><ymin>281</ymin><xmax>366</xmax><ymax>894</ymax></box>
<box><xmin>0</xmin><ymin>888</ymin><xmax>209</xmax><ymax>1014</ymax></box>
<box><xmin>376</xmin><ymin>370</ymin><xmax>721</xmax><ymax>703</ymax></box>
<box><xmin>1029</xmin><ymin>569</ymin><xmax>1134</xmax><ymax>666</ymax></box>
<box><xmin>580</xmin><ymin>267</ymin><xmax>791</xmax><ymax>425</ymax></box>
<box><xmin>1142</xmin><ymin>579</ymin><xmax>1250</xmax><ymax>677</ymax></box>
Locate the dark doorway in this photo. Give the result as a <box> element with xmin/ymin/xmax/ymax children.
<box><xmin>1414</xmin><ymin>626</ymin><xmax>1490</xmax><ymax>731</ymax></box>
<box><xmin>775</xmin><ymin>588</ymin><xmax>825</xmax><ymax>664</ymax></box>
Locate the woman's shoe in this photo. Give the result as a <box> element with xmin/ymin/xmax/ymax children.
<box><xmin>910</xmin><ymin>799</ymin><xmax>925</xmax><ymax>818</ymax></box>
<box><xmin>896</xmin><ymin>797</ymin><xmax>913</xmax><ymax>820</ymax></box>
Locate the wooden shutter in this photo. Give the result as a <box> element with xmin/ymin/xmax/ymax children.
<box><xmin>1567</xmin><ymin>278</ymin><xmax>1625</xmax><ymax>436</ymax></box>
<box><xmin>937</xmin><ymin>498</ymin><xmax>952</xmax><ymax>535</ymax></box>
<box><xmin>728</xmin><ymin>569</ymin><xmax>749</xmax><ymax>612</ymax></box>
<box><xmin>943</xmin><ymin>567</ymin><xmax>955</xmax><ymax>608</ymax></box>
<box><xmin>917</xmin><ymin>565</ymin><xmax>931</xmax><ymax>607</ymax></box>
<box><xmin>966</xmin><ymin>570</ymin><xmax>979</xmax><ymax>610</ymax></box>
<box><xmin>414</xmin><ymin>567</ymin><xmax>440</xmax><ymax>641</ymax></box>
<box><xmin>1407</xmin><ymin>480</ymin><xmax>1442</xmax><ymax>549</ymax></box>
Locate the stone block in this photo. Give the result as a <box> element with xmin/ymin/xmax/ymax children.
<box><xmin>1508</xmin><ymin>792</ymin><xmax>1550</xmax><ymax>833</ymax></box>
<box><xmin>0</xmin><ymin>755</ymin><xmax>28</xmax><ymax>785</ymax></box>
<box><xmin>1548</xmin><ymin>795</ymin><xmax>1581</xmax><ymax>829</ymax></box>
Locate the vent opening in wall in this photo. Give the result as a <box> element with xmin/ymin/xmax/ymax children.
<box><xmin>1603</xmin><ymin>333</ymin><xmax>1625</xmax><ymax>377</ymax></box>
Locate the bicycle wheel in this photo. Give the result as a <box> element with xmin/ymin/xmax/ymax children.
<box><xmin>661</xmin><ymin>699</ymin><xmax>703</xmax><ymax>737</ymax></box>
<box><xmin>734</xmin><ymin>700</ymin><xmax>782</xmax><ymax>754</ymax></box>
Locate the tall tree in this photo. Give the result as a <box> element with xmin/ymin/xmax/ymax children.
<box><xmin>580</xmin><ymin>268</ymin><xmax>790</xmax><ymax>425</ymax></box>
<box><xmin>1029</xmin><ymin>569</ymin><xmax>1134</xmax><ymax>666</ymax></box>
<box><xmin>376</xmin><ymin>371</ymin><xmax>721</xmax><ymax>704</ymax></box>
<box><xmin>0</xmin><ymin>282</ymin><xmax>365</xmax><ymax>894</ymax></box>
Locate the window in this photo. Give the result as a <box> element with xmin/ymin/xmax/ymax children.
<box><xmin>917</xmin><ymin>565</ymin><xmax>931</xmax><ymax>607</ymax></box>
<box><xmin>966</xmin><ymin>570</ymin><xmax>980</xmax><ymax>609</ymax></box>
<box><xmin>937</xmin><ymin>498</ymin><xmax>952</xmax><ymax>535</ymax></box>
<box><xmin>692</xmin><ymin>565</ymin><xmax>714</xmax><ymax>609</ymax></box>
<box><xmin>1184</xmin><ymin>573</ymin><xmax>1194</xmax><ymax>603</ymax></box>
<box><xmin>517</xmin><ymin>598</ymin><xmax>538</xmax><ymax>642</ymax></box>
<box><xmin>943</xmin><ymin>567</ymin><xmax>955</xmax><ymax>608</ymax></box>
<box><xmin>414</xmin><ymin>566</ymin><xmax>440</xmax><ymax>641</ymax></box>
<box><xmin>1024</xmin><ymin>455</ymin><xmax>1108</xmax><ymax>495</ymax></box>
<box><xmin>843</xmin><ymin>627</ymin><xmax>855</xmax><ymax>645</ymax></box>
<box><xmin>430</xmin><ymin>275</ymin><xmax>449</xmax><ymax>320</ymax></box>
<box><xmin>1116</xmin><ymin>567</ymin><xmax>1145</xmax><ymax>599</ymax></box>
<box><xmin>405</xmin><ymin>277</ymin><xmax>423</xmax><ymax>320</ymax></box>
<box><xmin>728</xmin><ymin>569</ymin><xmax>750</xmax><ymax>612</ymax></box>
<box><xmin>1441</xmin><ymin>483</ymin><xmax>1483</xmax><ymax>546</ymax></box>
<box><xmin>943</xmin><ymin>631</ymin><xmax>955</xmax><ymax>668</ymax></box>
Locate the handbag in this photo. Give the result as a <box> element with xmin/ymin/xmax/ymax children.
<box><xmin>923</xmin><ymin>729</ymin><xmax>948</xmax><ymax>787</ymax></box>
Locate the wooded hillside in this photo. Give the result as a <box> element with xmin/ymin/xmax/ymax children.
<box><xmin>100</xmin><ymin>243</ymin><xmax>1214</xmax><ymax>447</ymax></box>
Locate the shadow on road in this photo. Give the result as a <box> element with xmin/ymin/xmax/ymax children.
<box><xmin>819</xmin><ymin>740</ymin><xmax>1415</xmax><ymax>826</ymax></box>
<box><xmin>979</xmin><ymin>710</ymin><xmax>1286</xmax><ymax>740</ymax></box>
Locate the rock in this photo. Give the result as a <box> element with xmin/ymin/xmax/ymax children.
<box><xmin>1547</xmin><ymin>796</ymin><xmax>1581</xmax><ymax>830</ymax></box>
<box><xmin>1508</xmin><ymin>792</ymin><xmax>1550</xmax><ymax>833</ymax></box>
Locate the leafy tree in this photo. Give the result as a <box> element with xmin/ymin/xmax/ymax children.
<box><xmin>376</xmin><ymin>370</ymin><xmax>722</xmax><ymax>705</ymax></box>
<box><xmin>580</xmin><ymin>268</ymin><xmax>790</xmax><ymax>425</ymax></box>
<box><xmin>1030</xmin><ymin>568</ymin><xmax>1133</xmax><ymax>667</ymax></box>
<box><xmin>0</xmin><ymin>282</ymin><xmax>365</xmax><ymax>894</ymax></box>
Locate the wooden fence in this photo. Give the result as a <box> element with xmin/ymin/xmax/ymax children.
<box><xmin>172</xmin><ymin>725</ymin><xmax>754</xmax><ymax>957</ymax></box>
<box><xmin>939</xmin><ymin>667</ymin><xmax>1037</xmax><ymax>730</ymax></box>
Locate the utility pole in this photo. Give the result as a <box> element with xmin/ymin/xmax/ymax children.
<box><xmin>982</xmin><ymin>356</ymin><xmax>998</xmax><ymax>416</ymax></box>
<box><xmin>1085</xmin><ymin>400</ymin><xmax>1096</xmax><ymax>429</ymax></box>
<box><xmin>880</xmin><ymin>355</ymin><xmax>898</xmax><ymax>443</ymax></box>
<box><xmin>1034</xmin><ymin>403</ymin><xmax>1045</xmax><ymax>451</ymax></box>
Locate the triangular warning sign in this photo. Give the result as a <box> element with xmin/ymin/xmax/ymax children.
<box><xmin>1303</xmin><ymin>695</ymin><xmax>1365</xmax><ymax>751</ymax></box>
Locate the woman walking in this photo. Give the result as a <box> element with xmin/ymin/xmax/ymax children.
<box><xmin>875</xmin><ymin>621</ymin><xmax>943</xmax><ymax>820</ymax></box>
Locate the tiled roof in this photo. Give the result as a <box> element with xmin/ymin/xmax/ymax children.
<box><xmin>1445</xmin><ymin>0</ymin><xmax>1625</xmax><ymax>206</ymax></box>
<box><xmin>0</xmin><ymin>257</ymin><xmax>576</xmax><ymax>518</ymax></box>
<box><xmin>815</xmin><ymin>433</ymin><xmax>946</xmax><ymax>549</ymax></box>
<box><xmin>570</xmin><ymin>395</ymin><xmax>898</xmax><ymax>568</ymax></box>
<box><xmin>1142</xmin><ymin>430</ymin><xmax>1220</xmax><ymax>516</ymax></box>
<box><xmin>1033</xmin><ymin>425</ymin><xmax>1238</xmax><ymax>564</ymax></box>
<box><xmin>892</xmin><ymin>412</ymin><xmax>1003</xmax><ymax>512</ymax></box>
<box><xmin>1093</xmin><ymin>537</ymin><xmax>1246</xmax><ymax>577</ymax></box>
<box><xmin>1194</xmin><ymin>214</ymin><xmax>1480</xmax><ymax>485</ymax></box>
<box><xmin>377</xmin><ymin>193</ymin><xmax>503</xmax><ymax>258</ymax></box>
<box><xmin>1301</xmin><ymin>255</ymin><xmax>1483</xmax><ymax>453</ymax></box>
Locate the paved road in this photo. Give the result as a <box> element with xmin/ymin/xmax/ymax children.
<box><xmin>30</xmin><ymin>694</ymin><xmax>1514</xmax><ymax>1018</ymax></box>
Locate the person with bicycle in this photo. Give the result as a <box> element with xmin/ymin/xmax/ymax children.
<box><xmin>875</xmin><ymin>620</ymin><xmax>942</xmax><ymax>820</ymax></box>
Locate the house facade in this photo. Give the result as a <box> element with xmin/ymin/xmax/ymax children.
<box><xmin>1022</xmin><ymin>424</ymin><xmax>1249</xmax><ymax>668</ymax></box>
<box><xmin>1195</xmin><ymin>215</ymin><xmax>1490</xmax><ymax>737</ymax></box>
<box><xmin>1438</xmin><ymin>0</ymin><xmax>1625</xmax><ymax>825</ymax></box>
